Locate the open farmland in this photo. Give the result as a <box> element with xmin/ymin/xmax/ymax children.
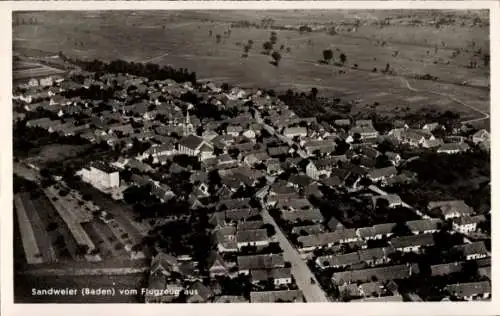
<box><xmin>13</xmin><ymin>10</ymin><xmax>489</xmax><ymax>125</ymax></box>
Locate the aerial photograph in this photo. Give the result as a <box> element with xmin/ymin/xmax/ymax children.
<box><xmin>12</xmin><ymin>10</ymin><xmax>490</xmax><ymax>303</ymax></box>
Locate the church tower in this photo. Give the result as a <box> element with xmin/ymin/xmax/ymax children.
<box><xmin>183</xmin><ymin>108</ymin><xmax>194</xmax><ymax>136</ymax></box>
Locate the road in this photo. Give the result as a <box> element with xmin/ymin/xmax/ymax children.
<box><xmin>261</xmin><ymin>208</ymin><xmax>329</xmax><ymax>302</ymax></box>
<box><xmin>399</xmin><ymin>77</ymin><xmax>489</xmax><ymax>125</ymax></box>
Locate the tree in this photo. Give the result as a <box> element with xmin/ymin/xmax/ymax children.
<box><xmin>392</xmin><ymin>221</ymin><xmax>412</xmax><ymax>237</ymax></box>
<box><xmin>384</xmin><ymin>63</ymin><xmax>390</xmax><ymax>73</ymax></box>
<box><xmin>483</xmin><ymin>53</ymin><xmax>490</xmax><ymax>68</ymax></box>
<box><xmin>216</xmin><ymin>34</ymin><xmax>222</xmax><ymax>44</ymax></box>
<box><xmin>262</xmin><ymin>41</ymin><xmax>273</xmax><ymax>55</ymax></box>
<box><xmin>375</xmin><ymin>154</ymin><xmax>392</xmax><ymax>168</ymax></box>
<box><xmin>310</xmin><ymin>87</ymin><xmax>319</xmax><ymax>100</ymax></box>
<box><xmin>270</xmin><ymin>31</ymin><xmax>278</xmax><ymax>45</ymax></box>
<box><xmin>262</xmin><ymin>223</ymin><xmax>276</xmax><ymax>237</ymax></box>
<box><xmin>322</xmin><ymin>49</ymin><xmax>333</xmax><ymax>63</ymax></box>
<box><xmin>339</xmin><ymin>53</ymin><xmax>347</xmax><ymax>65</ymax></box>
<box><xmin>271</xmin><ymin>51</ymin><xmax>282</xmax><ymax>67</ymax></box>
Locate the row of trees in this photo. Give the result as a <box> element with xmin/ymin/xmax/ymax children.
<box><xmin>61</xmin><ymin>54</ymin><xmax>197</xmax><ymax>84</ymax></box>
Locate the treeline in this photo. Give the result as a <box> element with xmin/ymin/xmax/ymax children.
<box><xmin>60</xmin><ymin>53</ymin><xmax>197</xmax><ymax>84</ymax></box>
<box><xmin>278</xmin><ymin>89</ymin><xmax>351</xmax><ymax>122</ymax></box>
<box><xmin>388</xmin><ymin>150</ymin><xmax>490</xmax><ymax>213</ymax></box>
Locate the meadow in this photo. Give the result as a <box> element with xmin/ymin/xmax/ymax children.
<box><xmin>13</xmin><ymin>10</ymin><xmax>490</xmax><ymax>124</ymax></box>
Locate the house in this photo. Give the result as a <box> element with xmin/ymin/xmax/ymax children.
<box><xmin>177</xmin><ymin>135</ymin><xmax>215</xmax><ymax>161</ymax></box>
<box><xmin>357</xmin><ymin>223</ymin><xmax>397</xmax><ymax>240</ymax></box>
<box><xmin>334</xmin><ymin>119</ymin><xmax>351</xmax><ymax>128</ymax></box>
<box><xmin>213</xmin><ymin>226</ymin><xmax>238</xmax><ymax>253</ymax></box>
<box><xmin>250</xmin><ymin>268</ymin><xmax>293</xmax><ymax>286</ymax></box>
<box><xmin>315</xmin><ymin>246</ymin><xmax>394</xmax><ymax>270</ymax></box>
<box><xmin>243</xmin><ymin>152</ymin><xmax>269</xmax><ymax>166</ymax></box>
<box><xmin>349</xmin><ymin>126</ymin><xmax>379</xmax><ymax>140</ymax></box>
<box><xmin>287</xmin><ymin>175</ymin><xmax>313</xmax><ymax>189</ymax></box>
<box><xmin>430</xmin><ymin>261</ymin><xmax>465</xmax><ymax>277</ymax></box>
<box><xmin>291</xmin><ymin>224</ymin><xmax>324</xmax><ymax>235</ymax></box>
<box><xmin>150</xmin><ymin>181</ymin><xmax>175</xmax><ymax>202</ymax></box>
<box><xmin>332</xmin><ymin>264</ymin><xmax>418</xmax><ymax>285</ymax></box>
<box><xmin>78</xmin><ymin>161</ymin><xmax>120</xmax><ymax>191</ymax></box>
<box><xmin>207</xmin><ymin>251</ymin><xmax>231</xmax><ymax>278</ymax></box>
<box><xmin>238</xmin><ymin>220</ymin><xmax>265</xmax><ymax>231</ymax></box>
<box><xmin>390</xmin><ymin>234</ymin><xmax>435</xmax><ymax>253</ymax></box>
<box><xmin>326</xmin><ymin>216</ymin><xmax>344</xmax><ymax>232</ymax></box>
<box><xmin>422</xmin><ymin>138</ymin><xmax>444</xmax><ymax>149</ymax></box>
<box><xmin>472</xmin><ymin>129</ymin><xmax>490</xmax><ymax>145</ymax></box>
<box><xmin>315</xmin><ymin>252</ymin><xmax>360</xmax><ymax>269</ymax></box>
<box><xmin>237</xmin><ymin>254</ymin><xmax>285</xmax><ymax>275</ymax></box>
<box><xmin>267</xmin><ymin>146</ymin><xmax>290</xmax><ymax>157</ymax></box>
<box><xmin>355</xmin><ymin>120</ymin><xmax>374</xmax><ymax>128</ymax></box>
<box><xmin>242</xmin><ymin>129</ymin><xmax>257</xmax><ymax>140</ymax></box>
<box><xmin>422</xmin><ymin>123</ymin><xmax>442</xmax><ymax>132</ymax></box>
<box><xmin>445</xmin><ymin>281</ymin><xmax>491</xmax><ymax>301</ymax></box>
<box><xmin>296</xmin><ymin>229</ymin><xmax>358</xmax><ymax>252</ymax></box>
<box><xmin>428</xmin><ymin>200</ymin><xmax>474</xmax><ymax>219</ymax></box>
<box><xmin>390</xmin><ymin>129</ymin><xmax>433</xmax><ymax>147</ymax></box>
<box><xmin>235</xmin><ymin>229</ymin><xmax>269</xmax><ymax>250</ymax></box>
<box><xmin>266</xmin><ymin>158</ymin><xmax>282</xmax><ymax>175</ymax></box>
<box><xmin>451</xmin><ymin>242</ymin><xmax>489</xmax><ymax>261</ymax></box>
<box><xmin>303</xmin><ymin>140</ymin><xmax>336</xmax><ymax>156</ymax></box>
<box><xmin>139</xmin><ymin>144</ymin><xmax>176</xmax><ymax>162</ymax></box>
<box><xmin>109</xmin><ymin>123</ymin><xmax>134</xmax><ymax>136</ymax></box>
<box><xmin>305</xmin><ymin>156</ymin><xmax>347</xmax><ymax>180</ymax></box>
<box><xmin>406</xmin><ymin>219</ymin><xmax>442</xmax><ymax>235</ymax></box>
<box><xmin>281</xmin><ymin>209</ymin><xmax>324</xmax><ymax>224</ymax></box>
<box><xmin>226</xmin><ymin>125</ymin><xmax>243</xmax><ymax>137</ymax></box>
<box><xmin>367</xmin><ymin>166</ymin><xmax>398</xmax><ymax>183</ymax></box>
<box><xmin>372</xmin><ymin>194</ymin><xmax>404</xmax><ymax>209</ymax></box>
<box><xmin>452</xmin><ymin>215</ymin><xmax>486</xmax><ymax>234</ymax></box>
<box><xmin>437</xmin><ymin>143</ymin><xmax>470</xmax><ymax>154</ymax></box>
<box><xmin>249</xmin><ymin>290</ymin><xmax>304</xmax><ymax>303</ymax></box>
<box><xmin>202</xmin><ymin>130</ymin><xmax>219</xmax><ymax>141</ymax></box>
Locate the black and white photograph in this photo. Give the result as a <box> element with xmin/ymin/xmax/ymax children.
<box><xmin>5</xmin><ymin>1</ymin><xmax>494</xmax><ymax>313</ymax></box>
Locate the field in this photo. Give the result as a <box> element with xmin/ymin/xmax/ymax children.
<box><xmin>13</xmin><ymin>10</ymin><xmax>490</xmax><ymax>126</ymax></box>
<box><xmin>13</xmin><ymin>60</ymin><xmax>66</xmax><ymax>81</ymax></box>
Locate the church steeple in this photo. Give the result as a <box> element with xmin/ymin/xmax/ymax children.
<box><xmin>183</xmin><ymin>107</ymin><xmax>194</xmax><ymax>136</ymax></box>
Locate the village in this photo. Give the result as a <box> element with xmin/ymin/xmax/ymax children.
<box><xmin>13</xmin><ymin>56</ymin><xmax>491</xmax><ymax>303</ymax></box>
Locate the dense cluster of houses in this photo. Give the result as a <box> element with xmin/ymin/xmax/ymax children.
<box><xmin>14</xmin><ymin>68</ymin><xmax>490</xmax><ymax>302</ymax></box>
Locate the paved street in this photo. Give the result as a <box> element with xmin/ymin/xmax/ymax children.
<box><xmin>261</xmin><ymin>209</ymin><xmax>329</xmax><ymax>302</ymax></box>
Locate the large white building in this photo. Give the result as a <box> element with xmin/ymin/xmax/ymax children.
<box><xmin>79</xmin><ymin>162</ymin><xmax>120</xmax><ymax>191</ymax></box>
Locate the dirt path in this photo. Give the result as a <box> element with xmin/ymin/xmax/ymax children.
<box><xmin>399</xmin><ymin>77</ymin><xmax>489</xmax><ymax>125</ymax></box>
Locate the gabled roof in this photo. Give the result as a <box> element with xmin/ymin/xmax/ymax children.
<box><xmin>236</xmin><ymin>229</ymin><xmax>268</xmax><ymax>243</ymax></box>
<box><xmin>390</xmin><ymin>233</ymin><xmax>435</xmax><ymax>249</ymax></box>
<box><xmin>282</xmin><ymin>208</ymin><xmax>324</xmax><ymax>223</ymax></box>
<box><xmin>291</xmin><ymin>224</ymin><xmax>324</xmax><ymax>235</ymax></box>
<box><xmin>445</xmin><ymin>281</ymin><xmax>491</xmax><ymax>298</ymax></box>
<box><xmin>297</xmin><ymin>229</ymin><xmax>358</xmax><ymax>248</ymax></box>
<box><xmin>368</xmin><ymin>166</ymin><xmax>398</xmax><ymax>179</ymax></box>
<box><xmin>406</xmin><ymin>218</ymin><xmax>442</xmax><ymax>232</ymax></box>
<box><xmin>452</xmin><ymin>241</ymin><xmax>488</xmax><ymax>257</ymax></box>
<box><xmin>237</xmin><ymin>254</ymin><xmax>285</xmax><ymax>271</ymax></box>
<box><xmin>250</xmin><ymin>267</ymin><xmax>292</xmax><ymax>282</ymax></box>
<box><xmin>179</xmin><ymin>135</ymin><xmax>207</xmax><ymax>151</ymax></box>
<box><xmin>332</xmin><ymin>264</ymin><xmax>417</xmax><ymax>284</ymax></box>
